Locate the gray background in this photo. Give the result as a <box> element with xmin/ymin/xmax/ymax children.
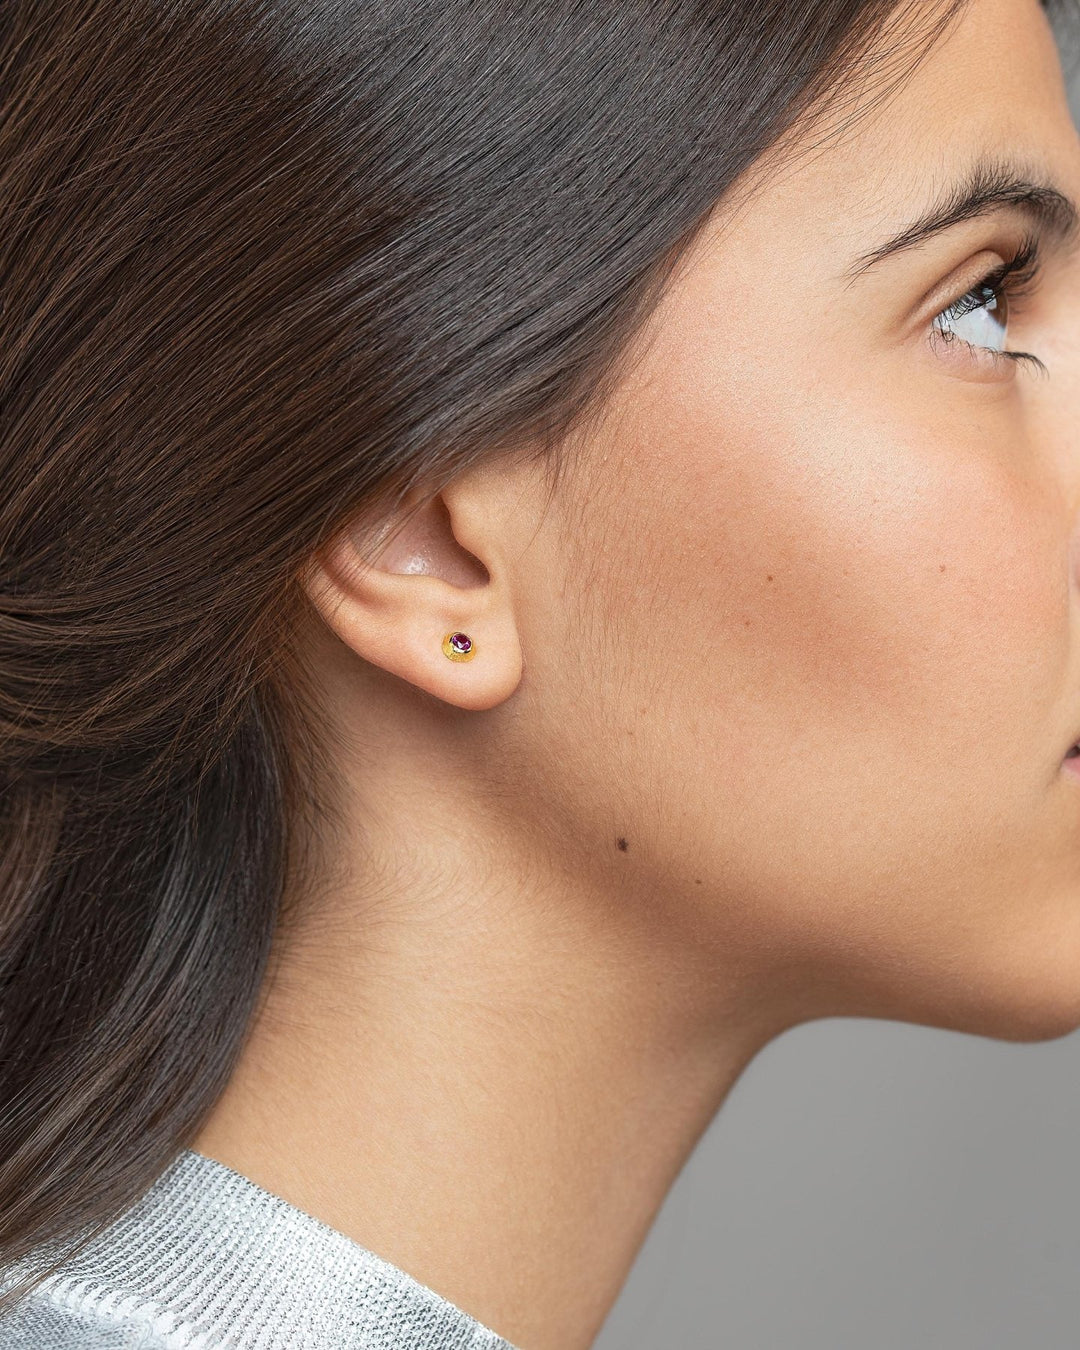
<box><xmin>595</xmin><ymin>27</ymin><xmax>1080</xmax><ymax>1350</ymax></box>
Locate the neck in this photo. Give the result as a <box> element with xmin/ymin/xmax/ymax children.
<box><xmin>190</xmin><ymin>713</ymin><xmax>790</xmax><ymax>1349</ymax></box>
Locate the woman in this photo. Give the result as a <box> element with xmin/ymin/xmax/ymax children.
<box><xmin>2</xmin><ymin>0</ymin><xmax>1080</xmax><ymax>1345</ymax></box>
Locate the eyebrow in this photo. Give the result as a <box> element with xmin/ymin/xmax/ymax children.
<box><xmin>843</xmin><ymin>155</ymin><xmax>1080</xmax><ymax>283</ymax></box>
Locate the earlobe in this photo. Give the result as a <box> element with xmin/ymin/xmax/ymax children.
<box><xmin>301</xmin><ymin>488</ymin><xmax>524</xmax><ymax>712</ymax></box>
<box><xmin>441</xmin><ymin>630</ymin><xmax>477</xmax><ymax>661</ymax></box>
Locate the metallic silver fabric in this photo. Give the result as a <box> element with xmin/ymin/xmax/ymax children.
<box><xmin>0</xmin><ymin>1148</ymin><xmax>520</xmax><ymax>1349</ymax></box>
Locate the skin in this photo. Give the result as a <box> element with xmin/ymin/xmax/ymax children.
<box><xmin>192</xmin><ymin>1</ymin><xmax>1080</xmax><ymax>1347</ymax></box>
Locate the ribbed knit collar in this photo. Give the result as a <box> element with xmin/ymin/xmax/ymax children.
<box><xmin>3</xmin><ymin>1148</ymin><xmax>520</xmax><ymax>1349</ymax></box>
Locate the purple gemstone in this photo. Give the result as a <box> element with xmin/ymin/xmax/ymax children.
<box><xmin>450</xmin><ymin>632</ymin><xmax>471</xmax><ymax>653</ymax></box>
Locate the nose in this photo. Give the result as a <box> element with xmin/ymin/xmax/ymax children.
<box><xmin>1041</xmin><ymin>249</ymin><xmax>1080</xmax><ymax>526</ymax></box>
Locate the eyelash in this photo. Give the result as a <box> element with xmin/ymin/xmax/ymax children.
<box><xmin>932</xmin><ymin>232</ymin><xmax>1048</xmax><ymax>377</ymax></box>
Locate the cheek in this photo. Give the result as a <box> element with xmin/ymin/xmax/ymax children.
<box><xmin>560</xmin><ymin>377</ymin><xmax>1076</xmax><ymax>1017</ymax></box>
<box><xmin>603</xmin><ymin>363</ymin><xmax>1067</xmax><ymax>823</ymax></box>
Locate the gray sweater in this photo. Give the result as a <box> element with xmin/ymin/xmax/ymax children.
<box><xmin>0</xmin><ymin>1148</ymin><xmax>520</xmax><ymax>1348</ymax></box>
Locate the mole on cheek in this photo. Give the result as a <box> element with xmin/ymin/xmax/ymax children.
<box><xmin>616</xmin><ymin>837</ymin><xmax>629</xmax><ymax>852</ymax></box>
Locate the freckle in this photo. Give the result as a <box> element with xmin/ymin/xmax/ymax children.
<box><xmin>694</xmin><ymin>878</ymin><xmax>702</xmax><ymax>884</ymax></box>
<box><xmin>939</xmin><ymin>564</ymin><xmax>946</xmax><ymax>572</ymax></box>
<box><xmin>616</xmin><ymin>837</ymin><xmax>629</xmax><ymax>852</ymax></box>
<box><xmin>766</xmin><ymin>575</ymin><xmax>773</xmax><ymax>582</ymax></box>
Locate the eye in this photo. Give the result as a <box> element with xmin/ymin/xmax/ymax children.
<box><xmin>929</xmin><ymin>234</ymin><xmax>1048</xmax><ymax>376</ymax></box>
<box><xmin>933</xmin><ymin>277</ymin><xmax>1008</xmax><ymax>351</ymax></box>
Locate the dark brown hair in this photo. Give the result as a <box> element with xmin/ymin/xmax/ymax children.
<box><xmin>1</xmin><ymin>0</ymin><xmax>1074</xmax><ymax>1319</ymax></box>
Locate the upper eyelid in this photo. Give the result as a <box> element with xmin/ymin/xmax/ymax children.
<box><xmin>933</xmin><ymin>234</ymin><xmax>1045</xmax><ymax>320</ymax></box>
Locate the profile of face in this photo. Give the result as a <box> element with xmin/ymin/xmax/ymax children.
<box><xmin>303</xmin><ymin>0</ymin><xmax>1080</xmax><ymax>1054</ymax></box>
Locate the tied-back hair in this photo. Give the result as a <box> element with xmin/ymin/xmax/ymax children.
<box><xmin>0</xmin><ymin>0</ymin><xmax>1074</xmax><ymax>1318</ymax></box>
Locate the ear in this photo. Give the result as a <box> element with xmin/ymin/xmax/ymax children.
<box><xmin>301</xmin><ymin>473</ymin><xmax>525</xmax><ymax>712</ymax></box>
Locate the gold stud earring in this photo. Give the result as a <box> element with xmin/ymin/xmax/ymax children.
<box><xmin>442</xmin><ymin>631</ymin><xmax>475</xmax><ymax>661</ymax></box>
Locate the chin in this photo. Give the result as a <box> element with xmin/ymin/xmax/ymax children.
<box><xmin>903</xmin><ymin>924</ymin><xmax>1080</xmax><ymax>1046</ymax></box>
<box><xmin>806</xmin><ymin>904</ymin><xmax>1080</xmax><ymax>1047</ymax></box>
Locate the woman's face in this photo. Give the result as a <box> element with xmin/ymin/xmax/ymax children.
<box><xmin>511</xmin><ymin>0</ymin><xmax>1080</xmax><ymax>1041</ymax></box>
